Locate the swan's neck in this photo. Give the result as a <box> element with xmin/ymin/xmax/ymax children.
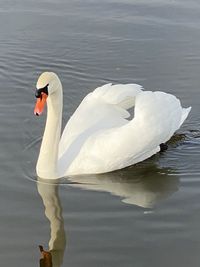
<box><xmin>37</xmin><ymin>83</ymin><xmax>63</xmax><ymax>179</ymax></box>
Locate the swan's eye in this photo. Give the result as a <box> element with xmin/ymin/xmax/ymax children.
<box><xmin>35</xmin><ymin>84</ymin><xmax>49</xmax><ymax>98</ymax></box>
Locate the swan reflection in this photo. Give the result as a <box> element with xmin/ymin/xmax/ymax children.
<box><xmin>37</xmin><ymin>179</ymin><xmax>66</xmax><ymax>267</ymax></box>
<box><xmin>36</xmin><ymin>161</ymin><xmax>179</xmax><ymax>266</ymax></box>
<box><xmin>66</xmin><ymin>162</ymin><xmax>179</xmax><ymax>208</ymax></box>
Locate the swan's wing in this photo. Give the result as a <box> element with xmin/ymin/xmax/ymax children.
<box><xmin>134</xmin><ymin>91</ymin><xmax>191</xmax><ymax>144</ymax></box>
<box><xmin>61</xmin><ymin>90</ymin><xmax>191</xmax><ymax>175</ymax></box>
<box><xmin>59</xmin><ymin>83</ymin><xmax>143</xmax><ymax>158</ymax></box>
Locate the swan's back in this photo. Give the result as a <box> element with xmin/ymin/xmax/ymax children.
<box><xmin>58</xmin><ymin>84</ymin><xmax>191</xmax><ymax>176</ymax></box>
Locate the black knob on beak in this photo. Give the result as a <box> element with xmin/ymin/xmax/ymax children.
<box><xmin>35</xmin><ymin>84</ymin><xmax>49</xmax><ymax>98</ymax></box>
<box><xmin>35</xmin><ymin>90</ymin><xmax>40</xmax><ymax>98</ymax></box>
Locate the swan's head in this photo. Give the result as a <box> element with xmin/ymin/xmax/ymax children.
<box><xmin>34</xmin><ymin>72</ymin><xmax>61</xmax><ymax>116</ymax></box>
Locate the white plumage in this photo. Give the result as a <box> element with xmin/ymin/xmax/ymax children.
<box><xmin>34</xmin><ymin>72</ymin><xmax>191</xmax><ymax>179</ymax></box>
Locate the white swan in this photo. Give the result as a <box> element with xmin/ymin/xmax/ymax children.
<box><xmin>34</xmin><ymin>72</ymin><xmax>191</xmax><ymax>179</ymax></box>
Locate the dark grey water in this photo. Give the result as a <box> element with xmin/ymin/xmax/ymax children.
<box><xmin>0</xmin><ymin>0</ymin><xmax>200</xmax><ymax>266</ymax></box>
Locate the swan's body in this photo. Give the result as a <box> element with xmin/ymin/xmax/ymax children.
<box><xmin>34</xmin><ymin>72</ymin><xmax>191</xmax><ymax>179</ymax></box>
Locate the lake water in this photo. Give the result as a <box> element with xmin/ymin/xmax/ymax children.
<box><xmin>0</xmin><ymin>0</ymin><xmax>200</xmax><ymax>266</ymax></box>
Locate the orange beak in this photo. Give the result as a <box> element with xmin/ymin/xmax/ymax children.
<box><xmin>34</xmin><ymin>92</ymin><xmax>48</xmax><ymax>116</ymax></box>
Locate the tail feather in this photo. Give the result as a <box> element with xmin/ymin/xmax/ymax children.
<box><xmin>179</xmin><ymin>107</ymin><xmax>191</xmax><ymax>127</ymax></box>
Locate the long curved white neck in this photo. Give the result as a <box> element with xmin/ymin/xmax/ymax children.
<box><xmin>37</xmin><ymin>82</ymin><xmax>63</xmax><ymax>179</ymax></box>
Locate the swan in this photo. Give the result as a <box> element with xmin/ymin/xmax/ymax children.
<box><xmin>34</xmin><ymin>72</ymin><xmax>191</xmax><ymax>179</ymax></box>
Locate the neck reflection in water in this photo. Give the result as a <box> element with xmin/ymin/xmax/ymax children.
<box><xmin>36</xmin><ymin>160</ymin><xmax>179</xmax><ymax>266</ymax></box>
<box><xmin>37</xmin><ymin>179</ymin><xmax>66</xmax><ymax>267</ymax></box>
